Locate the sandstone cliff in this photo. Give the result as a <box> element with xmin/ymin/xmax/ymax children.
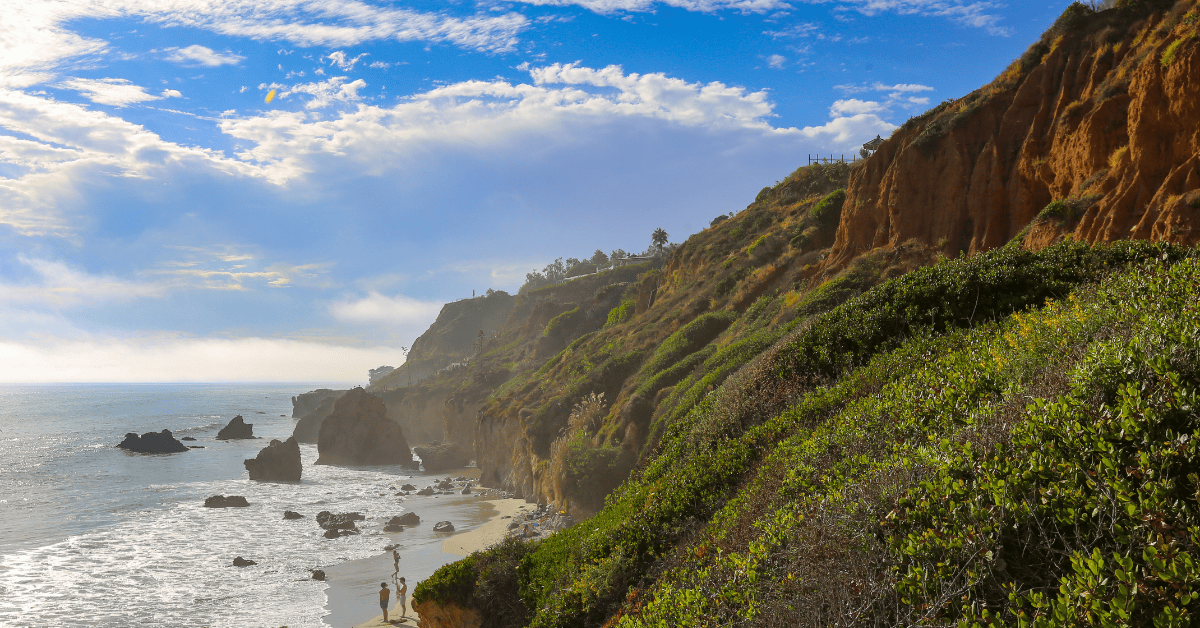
<box><xmin>826</xmin><ymin>2</ymin><xmax>1200</xmax><ymax>272</ymax></box>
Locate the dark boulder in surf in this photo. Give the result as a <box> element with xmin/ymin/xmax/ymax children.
<box><xmin>244</xmin><ymin>437</ymin><xmax>302</xmax><ymax>481</ymax></box>
<box><xmin>232</xmin><ymin>556</ymin><xmax>256</xmax><ymax>567</ymax></box>
<box><xmin>216</xmin><ymin>415</ymin><xmax>254</xmax><ymax>440</ymax></box>
<box><xmin>204</xmin><ymin>495</ymin><xmax>250</xmax><ymax>508</ymax></box>
<box><xmin>117</xmin><ymin>429</ymin><xmax>189</xmax><ymax>454</ymax></box>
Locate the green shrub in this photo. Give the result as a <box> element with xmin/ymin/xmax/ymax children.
<box><xmin>605</xmin><ymin>299</ymin><xmax>635</xmax><ymax>328</ymax></box>
<box><xmin>808</xmin><ymin>189</ymin><xmax>846</xmax><ymax>228</ymax></box>
<box><xmin>639</xmin><ymin>310</ymin><xmax>737</xmax><ymax>378</ymax></box>
<box><xmin>543</xmin><ymin>307</ymin><xmax>584</xmax><ymax>338</ymax></box>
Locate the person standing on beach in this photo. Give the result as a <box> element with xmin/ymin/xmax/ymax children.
<box><xmin>379</xmin><ymin>582</ymin><xmax>391</xmax><ymax>623</ymax></box>
<box><xmin>396</xmin><ymin>577</ymin><xmax>408</xmax><ymax>620</ymax></box>
<box><xmin>393</xmin><ymin>549</ymin><xmax>400</xmax><ymax>575</ymax></box>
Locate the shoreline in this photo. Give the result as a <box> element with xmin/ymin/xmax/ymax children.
<box><xmin>349</xmin><ymin>498</ymin><xmax>530</xmax><ymax>627</ymax></box>
<box><xmin>323</xmin><ymin>479</ymin><xmax>529</xmax><ymax>628</ymax></box>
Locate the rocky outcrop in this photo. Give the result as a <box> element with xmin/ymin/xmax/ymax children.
<box><xmin>311</xmin><ymin>569</ymin><xmax>326</xmax><ymax>581</ymax></box>
<box><xmin>384</xmin><ymin>516</ymin><xmax>407</xmax><ymax>532</ymax></box>
<box><xmin>824</xmin><ymin>6</ymin><xmax>1200</xmax><ymax>273</ymax></box>
<box><xmin>433</xmin><ymin>521</ymin><xmax>455</xmax><ymax>532</ymax></box>
<box><xmin>205</xmin><ymin>495</ymin><xmax>249</xmax><ymax>507</ymax></box>
<box><xmin>317</xmin><ymin>511</ymin><xmax>364</xmax><ymax>538</ymax></box>
<box><xmin>292</xmin><ymin>388</ymin><xmax>345</xmax><ymax>418</ymax></box>
<box><xmin>232</xmin><ymin>556</ymin><xmax>256</xmax><ymax>567</ymax></box>
<box><xmin>117</xmin><ymin>429</ymin><xmax>189</xmax><ymax>454</ymax></box>
<box><xmin>293</xmin><ymin>395</ymin><xmax>340</xmax><ymax>443</ymax></box>
<box><xmin>315</xmin><ymin>388</ymin><xmax>414</xmax><ymax>466</ymax></box>
<box><xmin>283</xmin><ymin>510</ymin><xmax>304</xmax><ymax>519</ymax></box>
<box><xmin>216</xmin><ymin>416</ymin><xmax>254</xmax><ymax>439</ymax></box>
<box><xmin>413</xmin><ymin>441</ymin><xmax>470</xmax><ymax>472</ymax></box>
<box><xmin>395</xmin><ymin>512</ymin><xmax>420</xmax><ymax>526</ymax></box>
<box><xmin>413</xmin><ymin>601</ymin><xmax>482</xmax><ymax>628</ymax></box>
<box><xmin>244</xmin><ymin>437</ymin><xmax>302</xmax><ymax>481</ymax></box>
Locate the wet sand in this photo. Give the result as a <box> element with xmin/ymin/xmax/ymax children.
<box><xmin>342</xmin><ymin>498</ymin><xmax>531</xmax><ymax>627</ymax></box>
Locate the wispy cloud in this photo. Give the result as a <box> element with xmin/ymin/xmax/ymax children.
<box><xmin>163</xmin><ymin>45</ymin><xmax>245</xmax><ymax>67</ymax></box>
<box><xmin>329</xmin><ymin>292</ymin><xmax>443</xmax><ymax>326</ymax></box>
<box><xmin>767</xmin><ymin>54</ymin><xmax>786</xmax><ymax>68</ymax></box>
<box><xmin>259</xmin><ymin>76</ymin><xmax>369</xmax><ymax>109</ymax></box>
<box><xmin>0</xmin><ymin>256</ymin><xmax>164</xmax><ymax>307</ymax></box>
<box><xmin>800</xmin><ymin>0</ymin><xmax>1011</xmax><ymax>35</ymax></box>
<box><xmin>57</xmin><ymin>77</ymin><xmax>160</xmax><ymax>107</ymax></box>
<box><xmin>325</xmin><ymin>51</ymin><xmax>369</xmax><ymax>70</ymax></box>
<box><xmin>511</xmin><ymin>0</ymin><xmax>789</xmax><ymax>13</ymax></box>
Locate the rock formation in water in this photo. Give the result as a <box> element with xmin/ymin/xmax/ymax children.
<box><xmin>316</xmin><ymin>510</ymin><xmax>364</xmax><ymax>538</ymax></box>
<box><xmin>216</xmin><ymin>415</ymin><xmax>254</xmax><ymax>440</ymax></box>
<box><xmin>413</xmin><ymin>441</ymin><xmax>470</xmax><ymax>472</ymax></box>
<box><xmin>315</xmin><ymin>388</ymin><xmax>414</xmax><ymax>466</ymax></box>
<box><xmin>292</xmin><ymin>388</ymin><xmax>346</xmax><ymax>418</ymax></box>
<box><xmin>433</xmin><ymin>521</ymin><xmax>455</xmax><ymax>532</ymax></box>
<box><xmin>283</xmin><ymin>510</ymin><xmax>304</xmax><ymax>519</ymax></box>
<box><xmin>117</xmin><ymin>429</ymin><xmax>189</xmax><ymax>454</ymax></box>
<box><xmin>232</xmin><ymin>556</ymin><xmax>256</xmax><ymax>567</ymax></box>
<box><xmin>244</xmin><ymin>437</ymin><xmax>302</xmax><ymax>481</ymax></box>
<box><xmin>204</xmin><ymin>495</ymin><xmax>250</xmax><ymax>508</ymax></box>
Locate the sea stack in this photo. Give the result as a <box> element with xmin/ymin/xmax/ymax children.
<box><xmin>244</xmin><ymin>437</ymin><xmax>302</xmax><ymax>481</ymax></box>
<box><xmin>413</xmin><ymin>441</ymin><xmax>470</xmax><ymax>472</ymax></box>
<box><xmin>117</xmin><ymin>429</ymin><xmax>189</xmax><ymax>453</ymax></box>
<box><xmin>315</xmin><ymin>388</ymin><xmax>414</xmax><ymax>466</ymax></box>
<box><xmin>216</xmin><ymin>415</ymin><xmax>254</xmax><ymax>439</ymax></box>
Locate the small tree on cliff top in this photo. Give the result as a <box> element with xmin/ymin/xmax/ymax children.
<box><xmin>651</xmin><ymin>228</ymin><xmax>668</xmax><ymax>257</ymax></box>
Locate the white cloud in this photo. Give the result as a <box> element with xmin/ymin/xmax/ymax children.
<box><xmin>0</xmin><ymin>1</ymin><xmax>529</xmax><ymax>87</ymax></box>
<box><xmin>767</xmin><ymin>54</ymin><xmax>786</xmax><ymax>69</ymax></box>
<box><xmin>329</xmin><ymin>292</ymin><xmax>442</xmax><ymax>326</ymax></box>
<box><xmin>0</xmin><ymin>336</ymin><xmax>401</xmax><ymax>383</ymax></box>
<box><xmin>798</xmin><ymin>113</ymin><xmax>896</xmax><ymax>146</ymax></box>
<box><xmin>326</xmin><ymin>51</ymin><xmax>369</xmax><ymax>70</ymax></box>
<box><xmin>221</xmin><ymin>63</ymin><xmax>798</xmax><ymax>181</ymax></box>
<box><xmin>0</xmin><ymin>89</ymin><xmax>263</xmax><ymax>235</ymax></box>
<box><xmin>873</xmin><ymin>81</ymin><xmax>934</xmax><ymax>93</ymax></box>
<box><xmin>264</xmin><ymin>76</ymin><xmax>369</xmax><ymax>109</ymax></box>
<box><xmin>57</xmin><ymin>77</ymin><xmax>160</xmax><ymax>107</ymax></box>
<box><xmin>368</xmin><ymin>61</ymin><xmax>391</xmax><ymax>69</ymax></box>
<box><xmin>513</xmin><ymin>0</ymin><xmax>788</xmax><ymax>13</ymax></box>
<box><xmin>829</xmin><ymin>98</ymin><xmax>883</xmax><ymax>116</ymax></box>
<box><xmin>0</xmin><ymin>256</ymin><xmax>164</xmax><ymax>307</ymax></box>
<box><xmin>161</xmin><ymin>88</ymin><xmax>182</xmax><ymax>98</ymax></box>
<box><xmin>163</xmin><ymin>45</ymin><xmax>245</xmax><ymax>67</ymax></box>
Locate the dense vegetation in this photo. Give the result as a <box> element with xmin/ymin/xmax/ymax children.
<box><xmin>415</xmin><ymin>240</ymin><xmax>1200</xmax><ymax>626</ymax></box>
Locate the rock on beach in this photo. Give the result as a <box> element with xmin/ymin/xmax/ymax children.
<box><xmin>216</xmin><ymin>415</ymin><xmax>254</xmax><ymax>439</ymax></box>
<box><xmin>117</xmin><ymin>429</ymin><xmax>189</xmax><ymax>454</ymax></box>
<box><xmin>244</xmin><ymin>437</ymin><xmax>302</xmax><ymax>481</ymax></box>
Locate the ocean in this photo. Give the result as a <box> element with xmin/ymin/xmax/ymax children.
<box><xmin>0</xmin><ymin>383</ymin><xmax>490</xmax><ymax>627</ymax></box>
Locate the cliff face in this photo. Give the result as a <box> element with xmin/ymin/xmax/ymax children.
<box><xmin>828</xmin><ymin>5</ymin><xmax>1200</xmax><ymax>270</ymax></box>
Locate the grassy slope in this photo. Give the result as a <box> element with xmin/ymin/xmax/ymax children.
<box><xmin>415</xmin><ymin>240</ymin><xmax>1200</xmax><ymax>627</ymax></box>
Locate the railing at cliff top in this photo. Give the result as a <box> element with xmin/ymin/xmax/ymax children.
<box><xmin>808</xmin><ymin>154</ymin><xmax>863</xmax><ymax>165</ymax></box>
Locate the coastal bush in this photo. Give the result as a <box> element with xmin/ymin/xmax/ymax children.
<box><xmin>543</xmin><ymin>307</ymin><xmax>584</xmax><ymax>339</ymax></box>
<box><xmin>604</xmin><ymin>299</ymin><xmax>635</xmax><ymax>328</ymax></box>
<box><xmin>637</xmin><ymin>311</ymin><xmax>736</xmax><ymax>379</ymax></box>
<box><xmin>808</xmin><ymin>188</ymin><xmax>846</xmax><ymax>228</ymax></box>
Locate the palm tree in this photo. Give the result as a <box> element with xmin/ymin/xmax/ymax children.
<box><xmin>651</xmin><ymin>228</ymin><xmax>668</xmax><ymax>257</ymax></box>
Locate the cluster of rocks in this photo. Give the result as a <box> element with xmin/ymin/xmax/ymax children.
<box><xmin>317</xmin><ymin>510</ymin><xmax>365</xmax><ymax>538</ymax></box>
<box><xmin>244</xmin><ymin>437</ymin><xmax>302</xmax><ymax>481</ymax></box>
<box><xmin>204</xmin><ymin>495</ymin><xmax>250</xmax><ymax>508</ymax></box>
<box><xmin>399</xmin><ymin>476</ymin><xmax>476</xmax><ymax>497</ymax></box>
<box><xmin>384</xmin><ymin>512</ymin><xmax>420</xmax><ymax>532</ymax></box>
<box><xmin>117</xmin><ymin>429</ymin><xmax>189</xmax><ymax>454</ymax></box>
<box><xmin>505</xmin><ymin>502</ymin><xmax>575</xmax><ymax>541</ymax></box>
<box><xmin>216</xmin><ymin>415</ymin><xmax>255</xmax><ymax>440</ymax></box>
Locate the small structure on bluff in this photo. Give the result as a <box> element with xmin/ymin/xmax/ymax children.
<box><xmin>860</xmin><ymin>134</ymin><xmax>885</xmax><ymax>159</ymax></box>
<box><xmin>315</xmin><ymin>388</ymin><xmax>414</xmax><ymax>466</ymax></box>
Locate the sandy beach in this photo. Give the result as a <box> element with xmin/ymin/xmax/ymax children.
<box><xmin>345</xmin><ymin>496</ymin><xmax>531</xmax><ymax>627</ymax></box>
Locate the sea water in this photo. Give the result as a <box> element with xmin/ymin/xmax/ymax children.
<box><xmin>0</xmin><ymin>384</ymin><xmax>486</xmax><ymax>628</ymax></box>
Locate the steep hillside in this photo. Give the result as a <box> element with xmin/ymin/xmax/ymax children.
<box><xmin>407</xmin><ymin>2</ymin><xmax>1200</xmax><ymax>627</ymax></box>
<box><xmin>828</xmin><ymin>0</ymin><xmax>1200</xmax><ymax>270</ymax></box>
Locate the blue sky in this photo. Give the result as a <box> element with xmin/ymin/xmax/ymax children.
<box><xmin>0</xmin><ymin>0</ymin><xmax>1073</xmax><ymax>382</ymax></box>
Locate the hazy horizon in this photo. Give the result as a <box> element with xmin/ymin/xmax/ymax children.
<box><xmin>1</xmin><ymin>0</ymin><xmax>1079</xmax><ymax>382</ymax></box>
